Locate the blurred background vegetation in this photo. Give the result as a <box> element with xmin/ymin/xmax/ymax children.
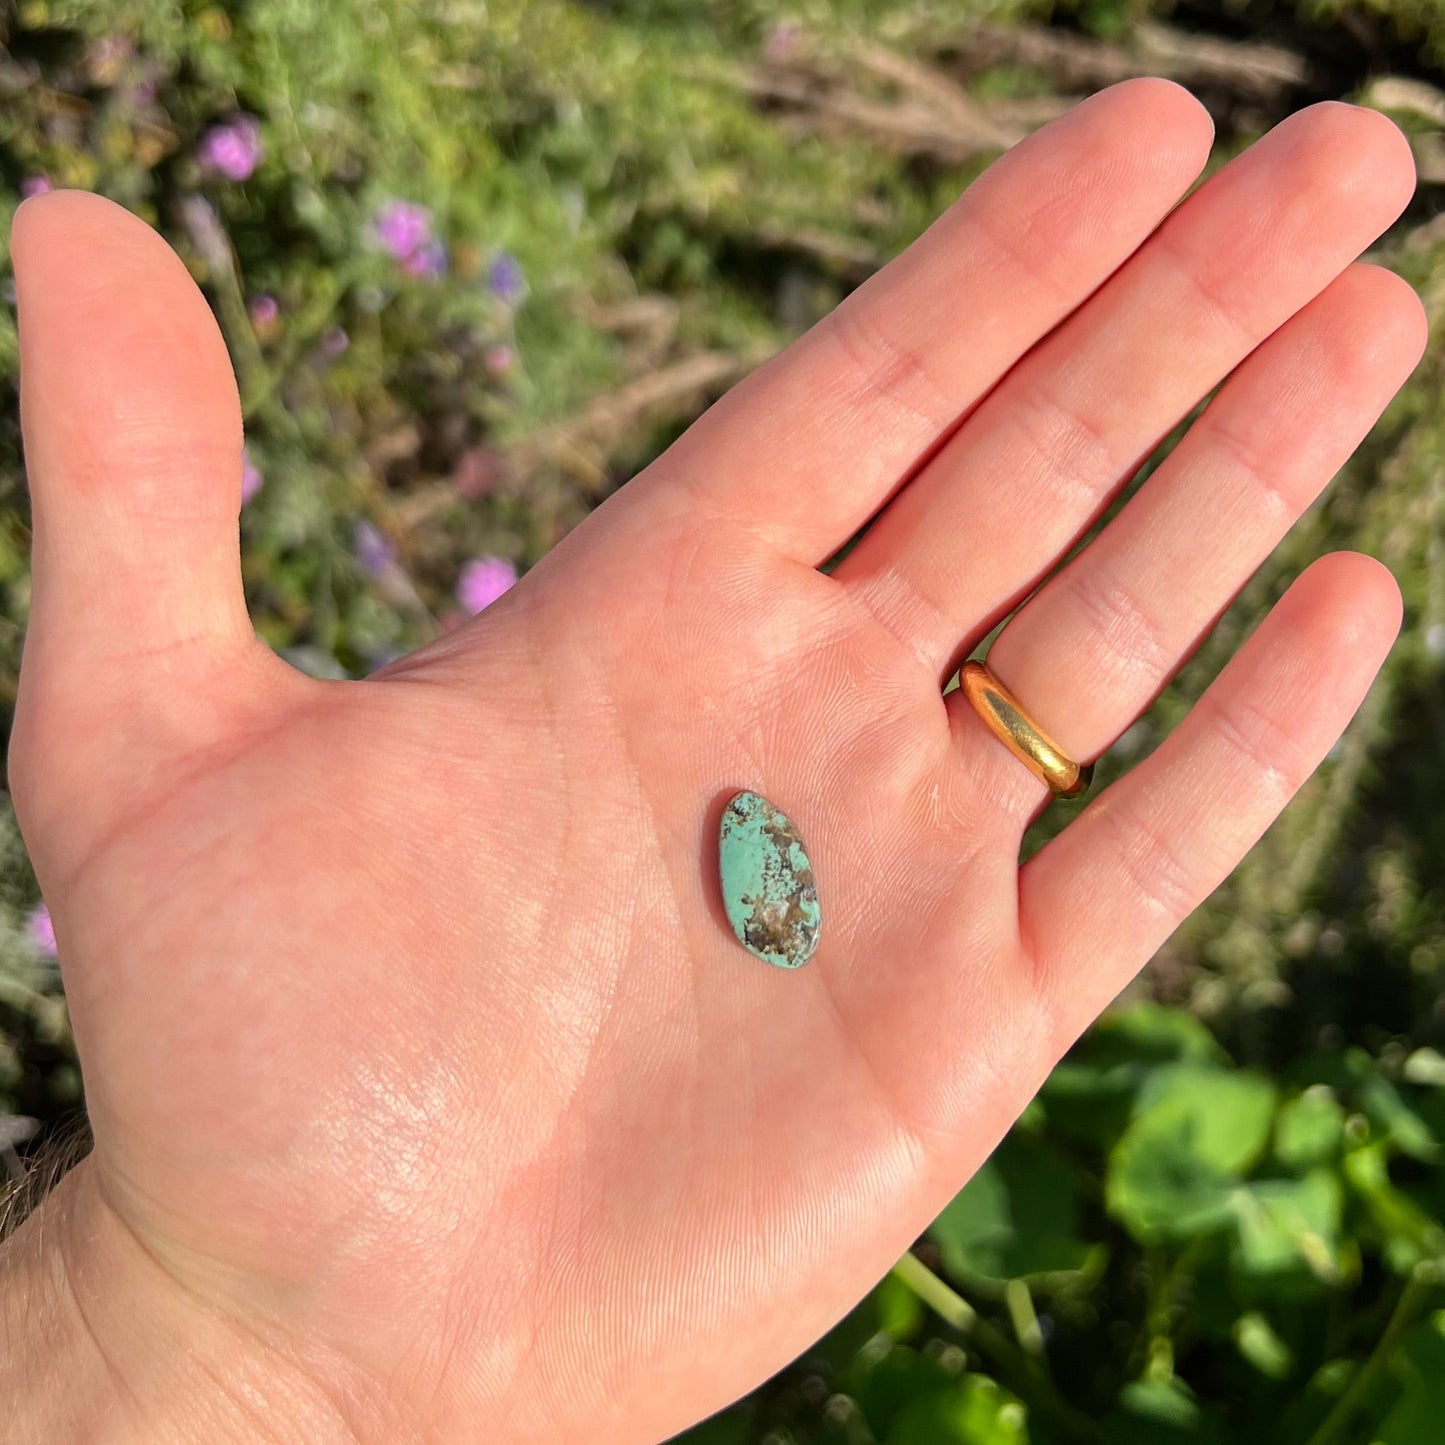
<box><xmin>1</xmin><ymin>0</ymin><xmax>1444</xmax><ymax>1440</ymax></box>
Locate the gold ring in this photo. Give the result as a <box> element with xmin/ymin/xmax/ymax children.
<box><xmin>958</xmin><ymin>661</ymin><xmax>1092</xmax><ymax>799</ymax></box>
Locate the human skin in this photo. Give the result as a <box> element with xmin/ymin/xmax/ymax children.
<box><xmin>0</xmin><ymin>79</ymin><xmax>1427</xmax><ymax>1443</ymax></box>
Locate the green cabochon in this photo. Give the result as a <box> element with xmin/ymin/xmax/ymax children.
<box><xmin>718</xmin><ymin>790</ymin><xmax>821</xmax><ymax>969</ymax></box>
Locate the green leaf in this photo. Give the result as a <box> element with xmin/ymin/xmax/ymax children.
<box><xmin>1273</xmin><ymin>1087</ymin><xmax>1347</xmax><ymax>1172</ymax></box>
<box><xmin>1374</xmin><ymin>1311</ymin><xmax>1445</xmax><ymax>1444</ymax></box>
<box><xmin>1343</xmin><ymin>1142</ymin><xmax>1445</xmax><ymax>1272</ymax></box>
<box><xmin>1360</xmin><ymin>1076</ymin><xmax>1439</xmax><ymax>1162</ymax></box>
<box><xmin>1039</xmin><ymin>1059</ymin><xmax>1142</xmax><ymax>1151</ymax></box>
<box><xmin>930</xmin><ymin>1133</ymin><xmax>1092</xmax><ymax>1283</ymax></box>
<box><xmin>875</xmin><ymin>1269</ymin><xmax>925</xmax><ymax>1342</ymax></box>
<box><xmin>849</xmin><ymin>1342</ymin><xmax>958</xmax><ymax>1439</ymax></box>
<box><xmin>1107</xmin><ymin>1065</ymin><xmax>1277</xmax><ymax>1243</ymax></box>
<box><xmin>1109</xmin><ymin>1142</ymin><xmax>1237</xmax><ymax>1243</ymax></box>
<box><xmin>1274</xmin><ymin>1358</ymin><xmax>1358</xmax><ymax>1442</ymax></box>
<box><xmin>884</xmin><ymin>1375</ymin><xmax>1030</xmax><ymax>1445</ymax></box>
<box><xmin>1103</xmin><ymin>1379</ymin><xmax>1234</xmax><ymax>1444</ymax></box>
<box><xmin>1229</xmin><ymin>1170</ymin><xmax>1344</xmax><ymax>1284</ymax></box>
<box><xmin>933</xmin><ymin>1158</ymin><xmax>1011</xmax><ymax>1275</ymax></box>
<box><xmin>1042</xmin><ymin>1005</ymin><xmax>1226</xmax><ymax>1150</ymax></box>
<box><xmin>1403</xmin><ymin>1048</ymin><xmax>1445</xmax><ymax>1087</ymax></box>
<box><xmin>1091</xmin><ymin>1004</ymin><xmax>1226</xmax><ymax>1065</ymax></box>
<box><xmin>808</xmin><ymin>1284</ymin><xmax>908</xmax><ymax>1378</ymax></box>
<box><xmin>1129</xmin><ymin>1065</ymin><xmax>1278</xmax><ymax>1167</ymax></box>
<box><xmin>1232</xmin><ymin>1311</ymin><xmax>1294</xmax><ymax>1379</ymax></box>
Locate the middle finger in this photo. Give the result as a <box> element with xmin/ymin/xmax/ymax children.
<box><xmin>832</xmin><ymin>102</ymin><xmax>1415</xmax><ymax>681</ymax></box>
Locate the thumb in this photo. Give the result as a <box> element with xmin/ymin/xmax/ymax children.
<box><xmin>9</xmin><ymin>191</ymin><xmax>281</xmax><ymax>857</ymax></box>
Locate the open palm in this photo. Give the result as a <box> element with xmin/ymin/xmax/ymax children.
<box><xmin>7</xmin><ymin>80</ymin><xmax>1425</xmax><ymax>1444</ymax></box>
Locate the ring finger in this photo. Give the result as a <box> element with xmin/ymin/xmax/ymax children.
<box><xmin>948</xmin><ymin>259</ymin><xmax>1425</xmax><ymax>803</ymax></box>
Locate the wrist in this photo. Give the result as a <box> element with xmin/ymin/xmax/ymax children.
<box><xmin>1</xmin><ymin>1158</ymin><xmax>369</xmax><ymax>1445</ymax></box>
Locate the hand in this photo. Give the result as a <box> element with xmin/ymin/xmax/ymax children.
<box><xmin>2</xmin><ymin>80</ymin><xmax>1423</xmax><ymax>1444</ymax></box>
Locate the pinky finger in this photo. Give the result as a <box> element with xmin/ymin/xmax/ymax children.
<box><xmin>1017</xmin><ymin>552</ymin><xmax>1401</xmax><ymax>1041</ymax></box>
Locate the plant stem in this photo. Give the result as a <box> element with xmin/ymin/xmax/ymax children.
<box><xmin>892</xmin><ymin>1249</ymin><xmax>976</xmax><ymax>1330</ymax></box>
<box><xmin>1304</xmin><ymin>1260</ymin><xmax>1442</xmax><ymax>1445</ymax></box>
<box><xmin>1005</xmin><ymin>1278</ymin><xmax>1046</xmax><ymax>1362</ymax></box>
<box><xmin>890</xmin><ymin>1253</ymin><xmax>1104</xmax><ymax>1444</ymax></box>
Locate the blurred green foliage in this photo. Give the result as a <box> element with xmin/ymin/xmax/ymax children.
<box><xmin>2</xmin><ymin>0</ymin><xmax>1445</xmax><ymax>1440</ymax></box>
<box><xmin>681</xmin><ymin>1006</ymin><xmax>1445</xmax><ymax>1443</ymax></box>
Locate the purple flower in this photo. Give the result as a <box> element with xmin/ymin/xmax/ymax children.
<box><xmin>320</xmin><ymin>325</ymin><xmax>350</xmax><ymax>357</ymax></box>
<box><xmin>198</xmin><ymin>114</ymin><xmax>262</xmax><ymax>182</ymax></box>
<box><xmin>20</xmin><ymin>175</ymin><xmax>53</xmax><ymax>198</ymax></box>
<box><xmin>26</xmin><ymin>903</ymin><xmax>56</xmax><ymax>957</ymax></box>
<box><xmin>401</xmin><ymin>238</ymin><xmax>448</xmax><ymax>279</ymax></box>
<box><xmin>372</xmin><ymin>201</ymin><xmax>449</xmax><ymax>279</ymax></box>
<box><xmin>486</xmin><ymin>252</ymin><xmax>524</xmax><ymax>303</ymax></box>
<box><xmin>373</xmin><ymin>200</ymin><xmax>433</xmax><ymax>264</ymax></box>
<box><xmin>247</xmin><ymin>293</ymin><xmax>279</xmax><ymax>329</ymax></box>
<box><xmin>354</xmin><ymin>520</ymin><xmax>396</xmax><ymax>577</ymax></box>
<box><xmin>457</xmin><ymin>556</ymin><xmax>517</xmax><ymax>614</ymax></box>
<box><xmin>241</xmin><ymin>446</ymin><xmax>264</xmax><ymax>504</ymax></box>
<box><xmin>355</xmin><ymin>523</ymin><xmax>424</xmax><ymax>611</ymax></box>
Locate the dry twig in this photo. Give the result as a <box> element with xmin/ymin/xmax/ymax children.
<box><xmin>957</xmin><ymin>20</ymin><xmax>1306</xmax><ymax>100</ymax></box>
<box><xmin>395</xmin><ymin>346</ymin><xmax>768</xmax><ymax>529</ymax></box>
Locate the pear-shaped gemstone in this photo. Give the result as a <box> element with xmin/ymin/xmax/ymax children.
<box><xmin>718</xmin><ymin>790</ymin><xmax>821</xmax><ymax>969</ymax></box>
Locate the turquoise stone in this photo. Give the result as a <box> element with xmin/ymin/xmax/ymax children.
<box><xmin>718</xmin><ymin>790</ymin><xmax>821</xmax><ymax>969</ymax></box>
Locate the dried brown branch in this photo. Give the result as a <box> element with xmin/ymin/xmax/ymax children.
<box><xmin>954</xmin><ymin>22</ymin><xmax>1137</xmax><ymax>91</ymax></box>
<box><xmin>1410</xmin><ymin>131</ymin><xmax>1445</xmax><ymax>187</ymax></box>
<box><xmin>741</xmin><ymin>18</ymin><xmax>1314</xmax><ymax>167</ymax></box>
<box><xmin>1402</xmin><ymin>210</ymin><xmax>1445</xmax><ymax>258</ymax></box>
<box><xmin>1369</xmin><ymin>79</ymin><xmax>1445</xmax><ymax>247</ymax></box>
<box><xmin>513</xmin><ymin>349</ymin><xmax>763</xmax><ymax>491</ymax></box>
<box><xmin>395</xmin><ymin>347</ymin><xmax>769</xmax><ymax>528</ymax></box>
<box><xmin>577</xmin><ymin>295</ymin><xmax>682</xmax><ymax>370</ymax></box>
<box><xmin>984</xmin><ymin>95</ymin><xmax>1075</xmax><ymax>130</ymax></box>
<box><xmin>1365</xmin><ymin>75</ymin><xmax>1445</xmax><ymax>127</ymax></box>
<box><xmin>580</xmin><ymin>295</ymin><xmax>682</xmax><ymax>341</ymax></box>
<box><xmin>744</xmin><ymin>39</ymin><xmax>1031</xmax><ymax>166</ymax></box>
<box><xmin>957</xmin><ymin>20</ymin><xmax>1307</xmax><ymax>100</ymax></box>
<box><xmin>1133</xmin><ymin>22</ymin><xmax>1307</xmax><ymax>95</ymax></box>
<box><xmin>752</xmin><ymin>220</ymin><xmax>883</xmax><ymax>276</ymax></box>
<box><xmin>844</xmin><ymin>38</ymin><xmax>1025</xmax><ymax>150</ymax></box>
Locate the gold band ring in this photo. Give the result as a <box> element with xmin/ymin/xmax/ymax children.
<box><xmin>958</xmin><ymin>661</ymin><xmax>1093</xmax><ymax>799</ymax></box>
